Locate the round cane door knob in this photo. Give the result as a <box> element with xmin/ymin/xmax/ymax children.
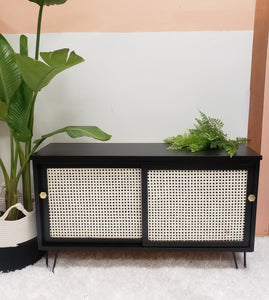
<box><xmin>248</xmin><ymin>194</ymin><xmax>256</xmax><ymax>202</ymax></box>
<box><xmin>40</xmin><ymin>192</ymin><xmax>47</xmax><ymax>199</ymax></box>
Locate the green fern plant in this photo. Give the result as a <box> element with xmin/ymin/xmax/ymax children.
<box><xmin>164</xmin><ymin>111</ymin><xmax>247</xmax><ymax>157</ymax></box>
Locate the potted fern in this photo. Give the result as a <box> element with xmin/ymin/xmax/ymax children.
<box><xmin>0</xmin><ymin>0</ymin><xmax>111</xmax><ymax>272</ymax></box>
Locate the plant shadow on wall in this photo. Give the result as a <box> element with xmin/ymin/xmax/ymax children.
<box><xmin>0</xmin><ymin>0</ymin><xmax>110</xmax><ymax>227</ymax></box>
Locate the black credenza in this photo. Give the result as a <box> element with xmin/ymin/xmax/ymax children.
<box><xmin>31</xmin><ymin>143</ymin><xmax>261</xmax><ymax>269</ymax></box>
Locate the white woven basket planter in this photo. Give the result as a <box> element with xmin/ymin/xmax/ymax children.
<box><xmin>0</xmin><ymin>203</ymin><xmax>37</xmax><ymax>248</ymax></box>
<box><xmin>0</xmin><ymin>190</ymin><xmax>42</xmax><ymax>272</ymax></box>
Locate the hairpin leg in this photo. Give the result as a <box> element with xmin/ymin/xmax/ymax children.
<box><xmin>52</xmin><ymin>251</ymin><xmax>58</xmax><ymax>273</ymax></box>
<box><xmin>46</xmin><ymin>251</ymin><xmax>49</xmax><ymax>267</ymax></box>
<box><xmin>244</xmin><ymin>252</ymin><xmax>247</xmax><ymax>268</ymax></box>
<box><xmin>232</xmin><ymin>252</ymin><xmax>238</xmax><ymax>269</ymax></box>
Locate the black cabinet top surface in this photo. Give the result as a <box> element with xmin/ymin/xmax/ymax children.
<box><xmin>31</xmin><ymin>143</ymin><xmax>261</xmax><ymax>159</ymax></box>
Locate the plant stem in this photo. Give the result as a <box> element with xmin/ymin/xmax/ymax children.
<box><xmin>5</xmin><ymin>134</ymin><xmax>19</xmax><ymax>219</ymax></box>
<box><xmin>23</xmin><ymin>142</ymin><xmax>33</xmax><ymax>211</ymax></box>
<box><xmin>14</xmin><ymin>140</ymin><xmax>19</xmax><ymax>175</ymax></box>
<box><xmin>0</xmin><ymin>158</ymin><xmax>9</xmax><ymax>187</ymax></box>
<box><xmin>35</xmin><ymin>3</ymin><xmax>44</xmax><ymax>60</ymax></box>
<box><xmin>10</xmin><ymin>130</ymin><xmax>15</xmax><ymax>177</ymax></box>
<box><xmin>29</xmin><ymin>92</ymin><xmax>38</xmax><ymax>136</ymax></box>
<box><xmin>15</xmin><ymin>126</ymin><xmax>69</xmax><ymax>187</ymax></box>
<box><xmin>22</xmin><ymin>0</ymin><xmax>43</xmax><ymax>209</ymax></box>
<box><xmin>18</xmin><ymin>143</ymin><xmax>33</xmax><ymax>212</ymax></box>
<box><xmin>15</xmin><ymin>139</ymin><xmax>44</xmax><ymax>188</ymax></box>
<box><xmin>5</xmin><ymin>179</ymin><xmax>18</xmax><ymax>220</ymax></box>
<box><xmin>20</xmin><ymin>92</ymin><xmax>38</xmax><ymax>211</ymax></box>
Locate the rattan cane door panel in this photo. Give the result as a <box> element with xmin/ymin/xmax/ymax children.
<box><xmin>147</xmin><ymin>169</ymin><xmax>248</xmax><ymax>245</ymax></box>
<box><xmin>46</xmin><ymin>168</ymin><xmax>142</xmax><ymax>240</ymax></box>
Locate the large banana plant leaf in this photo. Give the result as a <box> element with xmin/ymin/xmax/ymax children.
<box><xmin>28</xmin><ymin>0</ymin><xmax>67</xmax><ymax>6</ymax></box>
<box><xmin>64</xmin><ymin>126</ymin><xmax>111</xmax><ymax>140</ymax></box>
<box><xmin>0</xmin><ymin>34</ymin><xmax>21</xmax><ymax>105</ymax></box>
<box><xmin>15</xmin><ymin>49</ymin><xmax>84</xmax><ymax>92</ymax></box>
<box><xmin>0</xmin><ymin>101</ymin><xmax>7</xmax><ymax>121</ymax></box>
<box><xmin>7</xmin><ymin>35</ymin><xmax>34</xmax><ymax>142</ymax></box>
<box><xmin>34</xmin><ymin>126</ymin><xmax>111</xmax><ymax>145</ymax></box>
<box><xmin>8</xmin><ymin>82</ymin><xmax>33</xmax><ymax>142</ymax></box>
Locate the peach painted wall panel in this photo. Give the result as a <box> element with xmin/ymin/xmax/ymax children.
<box><xmin>256</xmin><ymin>38</ymin><xmax>269</xmax><ymax>236</ymax></box>
<box><xmin>0</xmin><ymin>0</ymin><xmax>255</xmax><ymax>33</ymax></box>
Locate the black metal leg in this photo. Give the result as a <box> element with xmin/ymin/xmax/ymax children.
<box><xmin>232</xmin><ymin>252</ymin><xmax>238</xmax><ymax>269</ymax></box>
<box><xmin>244</xmin><ymin>252</ymin><xmax>247</xmax><ymax>268</ymax></box>
<box><xmin>52</xmin><ymin>251</ymin><xmax>58</xmax><ymax>273</ymax></box>
<box><xmin>46</xmin><ymin>251</ymin><xmax>49</xmax><ymax>267</ymax></box>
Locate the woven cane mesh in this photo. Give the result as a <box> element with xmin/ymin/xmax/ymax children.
<box><xmin>147</xmin><ymin>170</ymin><xmax>248</xmax><ymax>242</ymax></box>
<box><xmin>47</xmin><ymin>168</ymin><xmax>142</xmax><ymax>239</ymax></box>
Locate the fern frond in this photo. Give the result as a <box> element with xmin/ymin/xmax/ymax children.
<box><xmin>164</xmin><ymin>111</ymin><xmax>247</xmax><ymax>157</ymax></box>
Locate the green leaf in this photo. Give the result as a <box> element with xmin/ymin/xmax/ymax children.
<box><xmin>224</xmin><ymin>141</ymin><xmax>237</xmax><ymax>158</ymax></box>
<box><xmin>34</xmin><ymin>126</ymin><xmax>111</xmax><ymax>145</ymax></box>
<box><xmin>164</xmin><ymin>111</ymin><xmax>246</xmax><ymax>157</ymax></box>
<box><xmin>28</xmin><ymin>0</ymin><xmax>67</xmax><ymax>6</ymax></box>
<box><xmin>235</xmin><ymin>137</ymin><xmax>248</xmax><ymax>145</ymax></box>
<box><xmin>14</xmin><ymin>55</ymin><xmax>50</xmax><ymax>92</ymax></box>
<box><xmin>15</xmin><ymin>49</ymin><xmax>84</xmax><ymax>92</ymax></box>
<box><xmin>0</xmin><ymin>100</ymin><xmax>8</xmax><ymax>121</ymax></box>
<box><xmin>40</xmin><ymin>49</ymin><xmax>84</xmax><ymax>67</ymax></box>
<box><xmin>65</xmin><ymin>126</ymin><xmax>111</xmax><ymax>141</ymax></box>
<box><xmin>40</xmin><ymin>48</ymin><xmax>69</xmax><ymax>66</ymax></box>
<box><xmin>0</xmin><ymin>34</ymin><xmax>21</xmax><ymax>104</ymax></box>
<box><xmin>20</xmin><ymin>35</ymin><xmax>28</xmax><ymax>56</ymax></box>
<box><xmin>7</xmin><ymin>82</ymin><xmax>33</xmax><ymax>142</ymax></box>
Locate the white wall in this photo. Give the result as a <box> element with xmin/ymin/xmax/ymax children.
<box><xmin>0</xmin><ymin>31</ymin><xmax>253</xmax><ymax>186</ymax></box>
